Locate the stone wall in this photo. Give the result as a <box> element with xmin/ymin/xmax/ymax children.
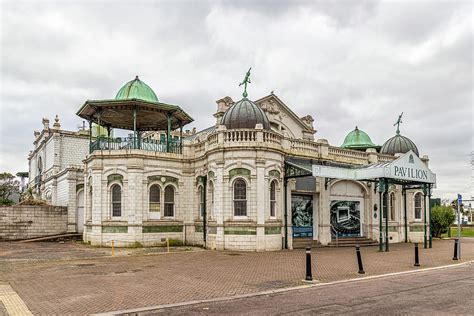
<box><xmin>0</xmin><ymin>205</ymin><xmax>68</xmax><ymax>241</ymax></box>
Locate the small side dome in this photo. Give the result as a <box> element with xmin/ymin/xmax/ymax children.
<box><xmin>221</xmin><ymin>98</ymin><xmax>271</xmax><ymax>130</ymax></box>
<box><xmin>380</xmin><ymin>134</ymin><xmax>419</xmax><ymax>156</ymax></box>
<box><xmin>341</xmin><ymin>126</ymin><xmax>379</xmax><ymax>151</ymax></box>
<box><xmin>115</xmin><ymin>76</ymin><xmax>158</xmax><ymax>102</ymax></box>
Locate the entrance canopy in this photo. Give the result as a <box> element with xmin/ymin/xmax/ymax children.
<box><xmin>311</xmin><ymin>151</ymin><xmax>436</xmax><ymax>184</ymax></box>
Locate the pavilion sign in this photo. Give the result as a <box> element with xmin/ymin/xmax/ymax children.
<box><xmin>312</xmin><ymin>150</ymin><xmax>436</xmax><ymax>184</ymax></box>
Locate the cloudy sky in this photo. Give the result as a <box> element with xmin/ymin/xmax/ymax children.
<box><xmin>0</xmin><ymin>0</ymin><xmax>472</xmax><ymax>200</ymax></box>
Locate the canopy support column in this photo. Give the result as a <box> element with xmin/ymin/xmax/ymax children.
<box><xmin>284</xmin><ymin>178</ymin><xmax>288</xmax><ymax>249</ymax></box>
<box><xmin>179</xmin><ymin>124</ymin><xmax>183</xmax><ymax>154</ymax></box>
<box><xmin>133</xmin><ymin>107</ymin><xmax>137</xmax><ymax>149</ymax></box>
<box><xmin>423</xmin><ymin>184</ymin><xmax>427</xmax><ymax>248</ymax></box>
<box><xmin>428</xmin><ymin>184</ymin><xmax>432</xmax><ymax>248</ymax></box>
<box><xmin>403</xmin><ymin>186</ymin><xmax>408</xmax><ymax>242</ymax></box>
<box><xmin>88</xmin><ymin>120</ymin><xmax>92</xmax><ymax>153</ymax></box>
<box><xmin>378</xmin><ymin>180</ymin><xmax>383</xmax><ymax>252</ymax></box>
<box><xmin>384</xmin><ymin>179</ymin><xmax>389</xmax><ymax>252</ymax></box>
<box><xmin>166</xmin><ymin>112</ymin><xmax>171</xmax><ymax>153</ymax></box>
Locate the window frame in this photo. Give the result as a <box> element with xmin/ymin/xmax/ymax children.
<box><xmin>198</xmin><ymin>185</ymin><xmax>205</xmax><ymax>219</ymax></box>
<box><xmin>269</xmin><ymin>180</ymin><xmax>277</xmax><ymax>218</ymax></box>
<box><xmin>414</xmin><ymin>192</ymin><xmax>423</xmax><ymax>221</ymax></box>
<box><xmin>389</xmin><ymin>192</ymin><xmax>395</xmax><ymax>221</ymax></box>
<box><xmin>164</xmin><ymin>185</ymin><xmax>175</xmax><ymax>218</ymax></box>
<box><xmin>233</xmin><ymin>178</ymin><xmax>248</xmax><ymax>218</ymax></box>
<box><xmin>110</xmin><ymin>183</ymin><xmax>122</xmax><ymax>218</ymax></box>
<box><xmin>149</xmin><ymin>183</ymin><xmax>162</xmax><ymax>215</ymax></box>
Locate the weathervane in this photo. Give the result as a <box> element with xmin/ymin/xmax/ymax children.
<box><xmin>239</xmin><ymin>67</ymin><xmax>252</xmax><ymax>98</ymax></box>
<box><xmin>394</xmin><ymin>112</ymin><xmax>403</xmax><ymax>134</ymax></box>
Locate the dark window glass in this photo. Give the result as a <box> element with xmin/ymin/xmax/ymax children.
<box><xmin>164</xmin><ymin>186</ymin><xmax>175</xmax><ymax>217</ymax></box>
<box><xmin>414</xmin><ymin>192</ymin><xmax>422</xmax><ymax>220</ymax></box>
<box><xmin>233</xmin><ymin>179</ymin><xmax>247</xmax><ymax>216</ymax></box>
<box><xmin>270</xmin><ymin>180</ymin><xmax>276</xmax><ymax>217</ymax></box>
<box><xmin>390</xmin><ymin>193</ymin><xmax>395</xmax><ymax>220</ymax></box>
<box><xmin>149</xmin><ymin>185</ymin><xmax>161</xmax><ymax>213</ymax></box>
<box><xmin>111</xmin><ymin>184</ymin><xmax>121</xmax><ymax>217</ymax></box>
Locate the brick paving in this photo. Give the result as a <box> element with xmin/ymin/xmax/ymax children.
<box><xmin>0</xmin><ymin>239</ymin><xmax>472</xmax><ymax>315</ymax></box>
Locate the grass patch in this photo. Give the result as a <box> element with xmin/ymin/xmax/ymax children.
<box><xmin>442</xmin><ymin>226</ymin><xmax>474</xmax><ymax>238</ymax></box>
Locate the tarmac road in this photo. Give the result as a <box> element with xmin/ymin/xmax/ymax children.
<box><xmin>144</xmin><ymin>263</ymin><xmax>474</xmax><ymax>315</ymax></box>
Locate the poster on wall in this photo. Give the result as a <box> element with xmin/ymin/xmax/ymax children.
<box><xmin>292</xmin><ymin>195</ymin><xmax>313</xmax><ymax>238</ymax></box>
<box><xmin>330</xmin><ymin>200</ymin><xmax>361</xmax><ymax>238</ymax></box>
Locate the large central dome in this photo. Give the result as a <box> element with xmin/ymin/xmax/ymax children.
<box><xmin>221</xmin><ymin>97</ymin><xmax>271</xmax><ymax>130</ymax></box>
<box><xmin>115</xmin><ymin>76</ymin><xmax>158</xmax><ymax>102</ymax></box>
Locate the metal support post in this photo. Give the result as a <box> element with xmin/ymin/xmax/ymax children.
<box><xmin>305</xmin><ymin>247</ymin><xmax>313</xmax><ymax>281</ymax></box>
<box><xmin>384</xmin><ymin>179</ymin><xmax>389</xmax><ymax>252</ymax></box>
<box><xmin>414</xmin><ymin>242</ymin><xmax>420</xmax><ymax>266</ymax></box>
<box><xmin>453</xmin><ymin>239</ymin><xmax>459</xmax><ymax>260</ymax></box>
<box><xmin>356</xmin><ymin>245</ymin><xmax>365</xmax><ymax>274</ymax></box>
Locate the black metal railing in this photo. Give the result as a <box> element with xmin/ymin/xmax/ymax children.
<box><xmin>90</xmin><ymin>136</ymin><xmax>182</xmax><ymax>154</ymax></box>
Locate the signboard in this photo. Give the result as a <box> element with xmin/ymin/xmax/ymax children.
<box><xmin>458</xmin><ymin>194</ymin><xmax>462</xmax><ymax>205</ymax></box>
<box><xmin>312</xmin><ymin>151</ymin><xmax>436</xmax><ymax>184</ymax></box>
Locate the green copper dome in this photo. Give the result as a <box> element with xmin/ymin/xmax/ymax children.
<box><xmin>341</xmin><ymin>126</ymin><xmax>379</xmax><ymax>151</ymax></box>
<box><xmin>115</xmin><ymin>76</ymin><xmax>158</xmax><ymax>102</ymax></box>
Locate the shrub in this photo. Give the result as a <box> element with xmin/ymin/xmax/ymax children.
<box><xmin>431</xmin><ymin>205</ymin><xmax>456</xmax><ymax>238</ymax></box>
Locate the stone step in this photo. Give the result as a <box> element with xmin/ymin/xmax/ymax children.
<box><xmin>328</xmin><ymin>237</ymin><xmax>378</xmax><ymax>247</ymax></box>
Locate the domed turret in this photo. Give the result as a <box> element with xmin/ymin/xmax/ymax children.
<box><xmin>380</xmin><ymin>134</ymin><xmax>419</xmax><ymax>156</ymax></box>
<box><xmin>115</xmin><ymin>76</ymin><xmax>158</xmax><ymax>102</ymax></box>
<box><xmin>380</xmin><ymin>112</ymin><xmax>419</xmax><ymax>156</ymax></box>
<box><xmin>220</xmin><ymin>98</ymin><xmax>270</xmax><ymax>130</ymax></box>
<box><xmin>341</xmin><ymin>126</ymin><xmax>379</xmax><ymax>151</ymax></box>
<box><xmin>221</xmin><ymin>67</ymin><xmax>270</xmax><ymax>130</ymax></box>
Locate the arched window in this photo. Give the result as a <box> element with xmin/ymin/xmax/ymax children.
<box><xmin>111</xmin><ymin>184</ymin><xmax>121</xmax><ymax>217</ymax></box>
<box><xmin>389</xmin><ymin>192</ymin><xmax>395</xmax><ymax>221</ymax></box>
<box><xmin>149</xmin><ymin>184</ymin><xmax>161</xmax><ymax>213</ymax></box>
<box><xmin>270</xmin><ymin>180</ymin><xmax>276</xmax><ymax>217</ymax></box>
<box><xmin>164</xmin><ymin>186</ymin><xmax>175</xmax><ymax>217</ymax></box>
<box><xmin>209</xmin><ymin>181</ymin><xmax>214</xmax><ymax>219</ymax></box>
<box><xmin>198</xmin><ymin>185</ymin><xmax>204</xmax><ymax>218</ymax></box>
<box><xmin>414</xmin><ymin>192</ymin><xmax>423</xmax><ymax>220</ymax></box>
<box><xmin>37</xmin><ymin>157</ymin><xmax>43</xmax><ymax>175</ymax></box>
<box><xmin>233</xmin><ymin>179</ymin><xmax>247</xmax><ymax>217</ymax></box>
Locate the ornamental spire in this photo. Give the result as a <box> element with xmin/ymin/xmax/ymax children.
<box><xmin>394</xmin><ymin>112</ymin><xmax>403</xmax><ymax>135</ymax></box>
<box><xmin>239</xmin><ymin>67</ymin><xmax>252</xmax><ymax>98</ymax></box>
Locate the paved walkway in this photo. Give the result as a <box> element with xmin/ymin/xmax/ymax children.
<box><xmin>0</xmin><ymin>239</ymin><xmax>472</xmax><ymax>315</ymax></box>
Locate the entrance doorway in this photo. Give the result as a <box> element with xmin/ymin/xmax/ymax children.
<box><xmin>77</xmin><ymin>190</ymin><xmax>84</xmax><ymax>233</ymax></box>
<box><xmin>292</xmin><ymin>195</ymin><xmax>313</xmax><ymax>238</ymax></box>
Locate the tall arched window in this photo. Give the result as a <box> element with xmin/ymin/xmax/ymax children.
<box><xmin>149</xmin><ymin>184</ymin><xmax>161</xmax><ymax>213</ymax></box>
<box><xmin>111</xmin><ymin>184</ymin><xmax>121</xmax><ymax>217</ymax></box>
<box><xmin>414</xmin><ymin>192</ymin><xmax>423</xmax><ymax>220</ymax></box>
<box><xmin>233</xmin><ymin>179</ymin><xmax>247</xmax><ymax>217</ymax></box>
<box><xmin>209</xmin><ymin>181</ymin><xmax>214</xmax><ymax>219</ymax></box>
<box><xmin>198</xmin><ymin>185</ymin><xmax>204</xmax><ymax>218</ymax></box>
<box><xmin>270</xmin><ymin>180</ymin><xmax>276</xmax><ymax>217</ymax></box>
<box><xmin>164</xmin><ymin>186</ymin><xmax>175</xmax><ymax>217</ymax></box>
<box><xmin>390</xmin><ymin>192</ymin><xmax>395</xmax><ymax>221</ymax></box>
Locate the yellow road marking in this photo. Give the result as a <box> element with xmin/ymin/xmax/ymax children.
<box><xmin>0</xmin><ymin>283</ymin><xmax>33</xmax><ymax>316</ymax></box>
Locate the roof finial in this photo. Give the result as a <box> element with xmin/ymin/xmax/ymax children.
<box><xmin>239</xmin><ymin>67</ymin><xmax>252</xmax><ymax>98</ymax></box>
<box><xmin>394</xmin><ymin>112</ymin><xmax>403</xmax><ymax>134</ymax></box>
<box><xmin>135</xmin><ymin>75</ymin><xmax>139</xmax><ymax>80</ymax></box>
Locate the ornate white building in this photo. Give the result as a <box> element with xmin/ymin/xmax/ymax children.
<box><xmin>29</xmin><ymin>74</ymin><xmax>437</xmax><ymax>251</ymax></box>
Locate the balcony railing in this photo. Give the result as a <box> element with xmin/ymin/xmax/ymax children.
<box><xmin>90</xmin><ymin>136</ymin><xmax>182</xmax><ymax>154</ymax></box>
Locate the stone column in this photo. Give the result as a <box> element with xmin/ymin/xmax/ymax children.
<box><xmin>90</xmin><ymin>167</ymin><xmax>103</xmax><ymax>245</ymax></box>
<box><xmin>127</xmin><ymin>163</ymin><xmax>144</xmax><ymax>243</ymax></box>
<box><xmin>256</xmin><ymin>160</ymin><xmax>266</xmax><ymax>251</ymax></box>
<box><xmin>67</xmin><ymin>170</ymin><xmax>78</xmax><ymax>232</ymax></box>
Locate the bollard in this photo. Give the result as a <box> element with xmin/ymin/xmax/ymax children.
<box><xmin>305</xmin><ymin>247</ymin><xmax>313</xmax><ymax>281</ymax></box>
<box><xmin>166</xmin><ymin>238</ymin><xmax>170</xmax><ymax>253</ymax></box>
<box><xmin>111</xmin><ymin>240</ymin><xmax>115</xmax><ymax>257</ymax></box>
<box><xmin>356</xmin><ymin>245</ymin><xmax>365</xmax><ymax>274</ymax></box>
<box><xmin>453</xmin><ymin>239</ymin><xmax>459</xmax><ymax>260</ymax></box>
<box><xmin>414</xmin><ymin>243</ymin><xmax>420</xmax><ymax>266</ymax></box>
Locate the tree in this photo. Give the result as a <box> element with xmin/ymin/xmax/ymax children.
<box><xmin>431</xmin><ymin>205</ymin><xmax>456</xmax><ymax>238</ymax></box>
<box><xmin>0</xmin><ymin>172</ymin><xmax>20</xmax><ymax>205</ymax></box>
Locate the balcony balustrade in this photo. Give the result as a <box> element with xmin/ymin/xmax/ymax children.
<box><xmin>90</xmin><ymin>136</ymin><xmax>182</xmax><ymax>154</ymax></box>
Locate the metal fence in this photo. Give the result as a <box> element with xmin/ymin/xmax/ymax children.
<box><xmin>90</xmin><ymin>136</ymin><xmax>182</xmax><ymax>154</ymax></box>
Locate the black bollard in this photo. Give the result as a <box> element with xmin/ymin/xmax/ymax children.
<box><xmin>414</xmin><ymin>243</ymin><xmax>420</xmax><ymax>267</ymax></box>
<box><xmin>356</xmin><ymin>245</ymin><xmax>365</xmax><ymax>274</ymax></box>
<box><xmin>305</xmin><ymin>247</ymin><xmax>313</xmax><ymax>281</ymax></box>
<box><xmin>453</xmin><ymin>239</ymin><xmax>459</xmax><ymax>260</ymax></box>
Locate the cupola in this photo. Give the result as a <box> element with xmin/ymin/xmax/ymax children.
<box><xmin>115</xmin><ymin>76</ymin><xmax>158</xmax><ymax>102</ymax></box>
<box><xmin>341</xmin><ymin>126</ymin><xmax>379</xmax><ymax>151</ymax></box>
